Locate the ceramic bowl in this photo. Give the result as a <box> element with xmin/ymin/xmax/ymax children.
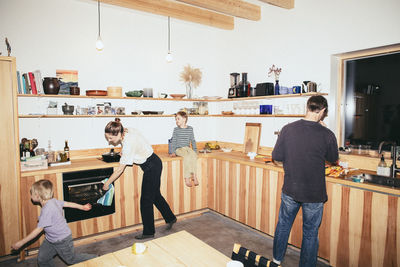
<box><xmin>125</xmin><ymin>90</ymin><xmax>143</xmax><ymax>97</ymax></box>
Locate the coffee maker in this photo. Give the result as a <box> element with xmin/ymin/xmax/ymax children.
<box><xmin>228</xmin><ymin>73</ymin><xmax>240</xmax><ymax>98</ymax></box>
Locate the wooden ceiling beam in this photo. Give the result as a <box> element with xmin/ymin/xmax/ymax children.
<box><xmin>258</xmin><ymin>0</ymin><xmax>294</xmax><ymax>9</ymax></box>
<box><xmin>176</xmin><ymin>0</ymin><xmax>261</xmax><ymax>21</ymax></box>
<box><xmin>98</xmin><ymin>0</ymin><xmax>234</xmax><ymax>30</ymax></box>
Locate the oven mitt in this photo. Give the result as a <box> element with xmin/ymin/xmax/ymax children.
<box><xmin>97</xmin><ymin>178</ymin><xmax>114</xmax><ymax>206</ymax></box>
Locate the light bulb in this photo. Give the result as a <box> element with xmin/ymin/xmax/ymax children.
<box><xmin>166</xmin><ymin>52</ymin><xmax>173</xmax><ymax>63</ymax></box>
<box><xmin>96</xmin><ymin>36</ymin><xmax>104</xmax><ymax>51</ymax></box>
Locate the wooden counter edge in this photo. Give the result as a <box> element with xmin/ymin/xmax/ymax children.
<box><xmin>20</xmin><ymin>152</ymin><xmax>399</xmax><ymax>196</ymax></box>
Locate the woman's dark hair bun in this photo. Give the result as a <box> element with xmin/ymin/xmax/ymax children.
<box><xmin>115</xmin><ymin>118</ymin><xmax>121</xmax><ymax>122</ymax></box>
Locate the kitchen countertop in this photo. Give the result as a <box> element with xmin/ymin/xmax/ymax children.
<box><xmin>21</xmin><ymin>150</ymin><xmax>400</xmax><ymax>196</ymax></box>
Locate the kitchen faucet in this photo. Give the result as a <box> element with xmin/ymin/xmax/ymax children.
<box><xmin>378</xmin><ymin>141</ymin><xmax>400</xmax><ymax>178</ymax></box>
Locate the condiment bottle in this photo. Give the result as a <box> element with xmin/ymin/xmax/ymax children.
<box><xmin>377</xmin><ymin>154</ymin><xmax>390</xmax><ymax>176</ymax></box>
<box><xmin>64</xmin><ymin>140</ymin><xmax>70</xmax><ymax>161</ymax></box>
<box><xmin>47</xmin><ymin>140</ymin><xmax>55</xmax><ymax>163</ymax></box>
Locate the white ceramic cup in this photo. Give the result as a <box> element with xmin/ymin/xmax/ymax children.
<box><xmin>226</xmin><ymin>260</ymin><xmax>244</xmax><ymax>267</ymax></box>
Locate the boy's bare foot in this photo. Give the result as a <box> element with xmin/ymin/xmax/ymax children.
<box><xmin>192</xmin><ymin>177</ymin><xmax>199</xmax><ymax>186</ymax></box>
<box><xmin>185</xmin><ymin>178</ymin><xmax>192</xmax><ymax>187</ymax></box>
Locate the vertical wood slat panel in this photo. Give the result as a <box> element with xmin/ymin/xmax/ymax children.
<box><xmin>20</xmin><ymin>176</ymin><xmax>40</xmax><ymax>248</ymax></box>
<box><xmin>371</xmin><ymin>193</ymin><xmax>388</xmax><ymax>267</ymax></box>
<box><xmin>247</xmin><ymin>166</ymin><xmax>256</xmax><ymax>228</ymax></box>
<box><xmin>383</xmin><ymin>195</ymin><xmax>398</xmax><ymax>266</ymax></box>
<box><xmin>255</xmin><ymin>168</ymin><xmax>263</xmax><ymax>230</ymax></box>
<box><xmin>359</xmin><ymin>191</ymin><xmax>372</xmax><ymax>267</ymax></box>
<box><xmin>318</xmin><ymin>182</ymin><xmax>332</xmax><ymax>260</ymax></box>
<box><xmin>207</xmin><ymin>158</ymin><xmax>215</xmax><ymax>210</ymax></box>
<box><xmin>268</xmin><ymin>171</ymin><xmax>278</xmax><ymax>234</ymax></box>
<box><xmin>228</xmin><ymin>162</ymin><xmax>234</xmax><ymax>218</ymax></box>
<box><xmin>239</xmin><ymin>164</ymin><xmax>247</xmax><ymax>223</ymax></box>
<box><xmin>201</xmin><ymin>159</ymin><xmax>208</xmax><ymax>209</ymax></box>
<box><xmin>329</xmin><ymin>183</ymin><xmax>342</xmax><ymax>267</ymax></box>
<box><xmin>348</xmin><ymin>188</ymin><xmax>364</xmax><ymax>267</ymax></box>
<box><xmin>336</xmin><ymin>186</ymin><xmax>350</xmax><ymax>267</ymax></box>
<box><xmin>260</xmin><ymin>169</ymin><xmax>269</xmax><ymax>234</ymax></box>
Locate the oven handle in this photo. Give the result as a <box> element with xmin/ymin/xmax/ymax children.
<box><xmin>68</xmin><ymin>181</ymin><xmax>104</xmax><ymax>188</ymax></box>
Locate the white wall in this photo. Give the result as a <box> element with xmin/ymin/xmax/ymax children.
<box><xmin>1</xmin><ymin>0</ymin><xmax>399</xmax><ymax>151</ymax></box>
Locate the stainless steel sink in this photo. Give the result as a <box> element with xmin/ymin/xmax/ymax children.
<box><xmin>348</xmin><ymin>173</ymin><xmax>400</xmax><ymax>188</ymax></box>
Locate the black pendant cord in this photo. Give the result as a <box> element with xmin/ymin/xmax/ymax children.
<box><xmin>98</xmin><ymin>0</ymin><xmax>101</xmax><ymax>37</ymax></box>
<box><xmin>168</xmin><ymin>16</ymin><xmax>171</xmax><ymax>52</ymax></box>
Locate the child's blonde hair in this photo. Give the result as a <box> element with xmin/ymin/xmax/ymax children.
<box><xmin>30</xmin><ymin>179</ymin><xmax>54</xmax><ymax>201</ymax></box>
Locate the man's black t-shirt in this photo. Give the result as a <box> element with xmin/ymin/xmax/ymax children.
<box><xmin>272</xmin><ymin>119</ymin><xmax>338</xmax><ymax>203</ymax></box>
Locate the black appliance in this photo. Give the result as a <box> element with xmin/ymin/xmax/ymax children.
<box><xmin>63</xmin><ymin>168</ymin><xmax>115</xmax><ymax>223</ymax></box>
<box><xmin>255</xmin><ymin>83</ymin><xmax>274</xmax><ymax>96</ymax></box>
<box><xmin>228</xmin><ymin>72</ymin><xmax>240</xmax><ymax>98</ymax></box>
<box><xmin>238</xmin><ymin>72</ymin><xmax>250</xmax><ymax>97</ymax></box>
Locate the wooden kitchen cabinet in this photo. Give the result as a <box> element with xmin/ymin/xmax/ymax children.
<box><xmin>0</xmin><ymin>56</ymin><xmax>21</xmax><ymax>256</ymax></box>
<box><xmin>208</xmin><ymin>156</ymin><xmax>400</xmax><ymax>267</ymax></box>
<box><xmin>19</xmin><ymin>157</ymin><xmax>209</xmax><ymax>251</ymax></box>
<box><xmin>20</xmin><ymin>173</ymin><xmax>62</xmax><ymax>249</ymax></box>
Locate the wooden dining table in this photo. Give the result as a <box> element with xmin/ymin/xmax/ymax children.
<box><xmin>72</xmin><ymin>230</ymin><xmax>231</xmax><ymax>266</ymax></box>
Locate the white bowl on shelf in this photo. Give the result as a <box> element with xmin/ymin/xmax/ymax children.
<box><xmin>221</xmin><ymin>147</ymin><xmax>232</xmax><ymax>153</ymax></box>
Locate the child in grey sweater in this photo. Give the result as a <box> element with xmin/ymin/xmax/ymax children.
<box><xmin>12</xmin><ymin>179</ymin><xmax>96</xmax><ymax>266</ymax></box>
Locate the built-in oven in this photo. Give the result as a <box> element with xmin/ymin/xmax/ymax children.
<box><xmin>62</xmin><ymin>167</ymin><xmax>115</xmax><ymax>223</ymax></box>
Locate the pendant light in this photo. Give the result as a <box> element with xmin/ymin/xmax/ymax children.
<box><xmin>165</xmin><ymin>16</ymin><xmax>172</xmax><ymax>63</ymax></box>
<box><xmin>96</xmin><ymin>0</ymin><xmax>104</xmax><ymax>51</ymax></box>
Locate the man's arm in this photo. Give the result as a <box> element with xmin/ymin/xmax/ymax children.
<box><xmin>11</xmin><ymin>227</ymin><xmax>43</xmax><ymax>250</ymax></box>
<box><xmin>271</xmin><ymin>128</ymin><xmax>286</xmax><ymax>162</ymax></box>
<box><xmin>325</xmin><ymin>133</ymin><xmax>339</xmax><ymax>163</ymax></box>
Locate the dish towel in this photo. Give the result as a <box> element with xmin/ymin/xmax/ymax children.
<box><xmin>97</xmin><ymin>178</ymin><xmax>114</xmax><ymax>206</ymax></box>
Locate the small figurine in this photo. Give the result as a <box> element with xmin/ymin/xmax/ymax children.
<box><xmin>5</xmin><ymin>37</ymin><xmax>11</xmax><ymax>56</ymax></box>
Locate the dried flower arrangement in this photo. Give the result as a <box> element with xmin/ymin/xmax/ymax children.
<box><xmin>180</xmin><ymin>64</ymin><xmax>202</xmax><ymax>88</ymax></box>
<box><xmin>268</xmin><ymin>64</ymin><xmax>282</xmax><ymax>81</ymax></box>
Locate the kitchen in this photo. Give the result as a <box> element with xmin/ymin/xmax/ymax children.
<box><xmin>1</xmin><ymin>0</ymin><xmax>400</xmax><ymax>266</ymax></box>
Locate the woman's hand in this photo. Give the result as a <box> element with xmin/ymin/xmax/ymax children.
<box><xmin>102</xmin><ymin>183</ymin><xmax>109</xmax><ymax>191</ymax></box>
<box><xmin>169</xmin><ymin>153</ymin><xmax>176</xmax><ymax>157</ymax></box>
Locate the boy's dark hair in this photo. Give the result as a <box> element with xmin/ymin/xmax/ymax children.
<box><xmin>176</xmin><ymin>111</ymin><xmax>188</xmax><ymax>122</ymax></box>
<box><xmin>105</xmin><ymin>118</ymin><xmax>124</xmax><ymax>136</ymax></box>
<box><xmin>307</xmin><ymin>95</ymin><xmax>328</xmax><ymax>117</ymax></box>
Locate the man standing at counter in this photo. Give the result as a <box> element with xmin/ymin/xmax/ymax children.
<box><xmin>271</xmin><ymin>95</ymin><xmax>338</xmax><ymax>267</ymax></box>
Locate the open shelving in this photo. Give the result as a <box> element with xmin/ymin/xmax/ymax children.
<box><xmin>17</xmin><ymin>92</ymin><xmax>327</xmax><ymax>101</ymax></box>
<box><xmin>17</xmin><ymin>92</ymin><xmax>325</xmax><ymax>118</ymax></box>
<box><xmin>18</xmin><ymin>114</ymin><xmax>305</xmax><ymax>118</ymax></box>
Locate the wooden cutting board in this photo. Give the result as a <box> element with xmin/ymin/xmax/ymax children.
<box><xmin>243</xmin><ymin>122</ymin><xmax>261</xmax><ymax>154</ymax></box>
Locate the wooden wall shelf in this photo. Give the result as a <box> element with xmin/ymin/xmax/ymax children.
<box><xmin>17</xmin><ymin>92</ymin><xmax>327</xmax><ymax>102</ymax></box>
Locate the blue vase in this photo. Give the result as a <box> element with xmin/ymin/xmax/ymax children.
<box><xmin>274</xmin><ymin>80</ymin><xmax>280</xmax><ymax>95</ymax></box>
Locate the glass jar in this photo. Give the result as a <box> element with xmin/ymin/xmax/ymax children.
<box><xmin>198</xmin><ymin>102</ymin><xmax>208</xmax><ymax>115</ymax></box>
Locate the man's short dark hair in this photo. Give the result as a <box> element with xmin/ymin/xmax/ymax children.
<box><xmin>307</xmin><ymin>95</ymin><xmax>328</xmax><ymax>114</ymax></box>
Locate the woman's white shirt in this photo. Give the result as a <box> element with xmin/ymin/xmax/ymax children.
<box><xmin>120</xmin><ymin>128</ymin><xmax>153</xmax><ymax>165</ymax></box>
